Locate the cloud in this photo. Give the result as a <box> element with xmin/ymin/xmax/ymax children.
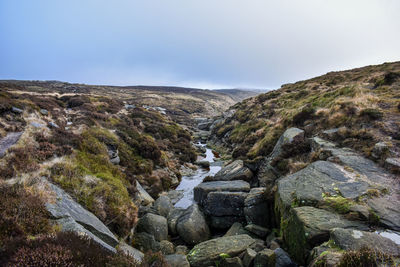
<box><xmin>0</xmin><ymin>0</ymin><xmax>399</xmax><ymax>89</ymax></box>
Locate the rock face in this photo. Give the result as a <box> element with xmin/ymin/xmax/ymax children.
<box><xmin>44</xmin><ymin>181</ymin><xmax>119</xmax><ymax>252</ymax></box>
<box><xmin>283</xmin><ymin>206</ymin><xmax>368</xmax><ymax>264</ymax></box>
<box><xmin>244</xmin><ymin>188</ymin><xmax>269</xmax><ymax>227</ymax></box>
<box><xmin>194</xmin><ymin>180</ymin><xmax>250</xmax><ymax>206</ymax></box>
<box><xmin>136</xmin><ymin>213</ymin><xmax>168</xmax><ymax>241</ymax></box>
<box><xmin>187</xmin><ymin>234</ymin><xmax>255</xmax><ymax>267</ymax></box>
<box><xmin>176</xmin><ymin>204</ymin><xmax>210</xmax><ymax>245</ymax></box>
<box><xmin>153</xmin><ymin>195</ymin><xmax>173</xmax><ymax>218</ymax></box>
<box><xmin>330</xmin><ymin>228</ymin><xmax>400</xmax><ymax>256</ymax></box>
<box><xmin>204</xmin><ymin>191</ymin><xmax>247</xmax><ymax>217</ymax></box>
<box><xmin>211</xmin><ymin>160</ymin><xmax>254</xmax><ymax>182</ymax></box>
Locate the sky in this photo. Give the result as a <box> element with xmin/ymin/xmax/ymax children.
<box><xmin>0</xmin><ymin>1</ymin><xmax>400</xmax><ymax>90</ymax></box>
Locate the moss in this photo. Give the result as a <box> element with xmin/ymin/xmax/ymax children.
<box><xmin>368</xmin><ymin>209</ymin><xmax>380</xmax><ymax>225</ymax></box>
<box><xmin>322</xmin><ymin>196</ymin><xmax>353</xmax><ymax>214</ymax></box>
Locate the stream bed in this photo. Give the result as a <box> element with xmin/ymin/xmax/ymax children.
<box><xmin>174</xmin><ymin>144</ymin><xmax>222</xmax><ymax>208</ymax></box>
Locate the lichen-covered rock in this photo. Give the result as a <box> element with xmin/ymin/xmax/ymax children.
<box><xmin>176</xmin><ymin>204</ymin><xmax>210</xmax><ymax>245</ymax></box>
<box><xmin>194</xmin><ymin>180</ymin><xmax>250</xmax><ymax>206</ymax></box>
<box><xmin>330</xmin><ymin>228</ymin><xmax>400</xmax><ymax>256</ymax></box>
<box><xmin>244</xmin><ymin>224</ymin><xmax>270</xmax><ymax>238</ymax></box>
<box><xmin>187</xmin><ymin>234</ymin><xmax>255</xmax><ymax>267</ymax></box>
<box><xmin>221</xmin><ymin>256</ymin><xmax>244</xmax><ymax>267</ymax></box>
<box><xmin>211</xmin><ymin>160</ymin><xmax>254</xmax><ymax>182</ymax></box>
<box><xmin>282</xmin><ymin>206</ymin><xmax>368</xmax><ymax>265</ymax></box>
<box><xmin>160</xmin><ymin>240</ymin><xmax>175</xmax><ymax>255</ymax></box>
<box><xmin>242</xmin><ymin>248</ymin><xmax>257</xmax><ymax>267</ymax></box>
<box><xmin>254</xmin><ymin>248</ymin><xmax>276</xmax><ymax>267</ymax></box>
<box><xmin>269</xmin><ymin>127</ymin><xmax>305</xmax><ymax>160</ymax></box>
<box><xmin>136</xmin><ymin>213</ymin><xmax>168</xmax><ymax>241</ymax></box>
<box><xmin>132</xmin><ymin>232</ymin><xmax>161</xmax><ymax>252</ymax></box>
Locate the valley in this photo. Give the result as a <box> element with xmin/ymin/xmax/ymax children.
<box><xmin>0</xmin><ymin>62</ymin><xmax>400</xmax><ymax>267</ymax></box>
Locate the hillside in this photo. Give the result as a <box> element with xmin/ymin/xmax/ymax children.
<box><xmin>211</xmin><ymin>61</ymin><xmax>400</xmax><ymax>165</ymax></box>
<box><xmin>0</xmin><ymin>80</ymin><xmax>259</xmax><ymax>126</ymax></box>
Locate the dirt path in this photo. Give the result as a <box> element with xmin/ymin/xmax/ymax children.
<box><xmin>0</xmin><ymin>132</ymin><xmax>23</xmax><ymax>158</ymax></box>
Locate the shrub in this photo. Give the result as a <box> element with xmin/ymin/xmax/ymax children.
<box><xmin>292</xmin><ymin>106</ymin><xmax>315</xmax><ymax>126</ymax></box>
<box><xmin>0</xmin><ymin>184</ymin><xmax>51</xmax><ymax>246</ymax></box>
<box><xmin>360</xmin><ymin>108</ymin><xmax>383</xmax><ymax>120</ymax></box>
<box><xmin>2</xmin><ymin>232</ymin><xmax>139</xmax><ymax>267</ymax></box>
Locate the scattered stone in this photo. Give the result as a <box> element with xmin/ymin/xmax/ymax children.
<box><xmin>244</xmin><ymin>188</ymin><xmax>269</xmax><ymax>227</ymax></box>
<box><xmin>118</xmin><ymin>242</ymin><xmax>144</xmax><ymax>263</ymax></box>
<box><xmin>48</xmin><ymin>121</ymin><xmax>59</xmax><ymax>128</ymax></box>
<box><xmin>30</xmin><ymin>121</ymin><xmax>45</xmax><ymax>128</ymax></box>
<box><xmin>11</xmin><ymin>106</ymin><xmax>23</xmax><ymax>113</ymax></box>
<box><xmin>242</xmin><ymin>248</ymin><xmax>257</xmax><ymax>267</ymax></box>
<box><xmin>244</xmin><ymin>224</ymin><xmax>270</xmax><ymax>238</ymax></box>
<box><xmin>154</xmin><ymin>195</ymin><xmax>173</xmax><ymax>218</ymax></box>
<box><xmin>40</xmin><ymin>108</ymin><xmax>48</xmax><ymax>115</ymax></box>
<box><xmin>176</xmin><ymin>204</ymin><xmax>210</xmax><ymax>245</ymax></box>
<box><xmin>107</xmin><ymin>144</ymin><xmax>120</xmax><ymax>165</ymax></box>
<box><xmin>135</xmin><ymin>181</ymin><xmax>155</xmax><ymax>206</ymax></box>
<box><xmin>371</xmin><ymin>142</ymin><xmax>390</xmax><ymax>159</ymax></box>
<box><xmin>212</xmin><ymin>160</ymin><xmax>254</xmax><ymax>182</ymax></box>
<box><xmin>274</xmin><ymin>248</ymin><xmax>296</xmax><ymax>267</ymax></box>
<box><xmin>384</xmin><ymin>157</ymin><xmax>400</xmax><ymax>173</ymax></box>
<box><xmin>269</xmin><ymin>127</ymin><xmax>305</xmax><ymax>160</ymax></box>
<box><xmin>330</xmin><ymin>228</ymin><xmax>400</xmax><ymax>256</ymax></box>
<box><xmin>165</xmin><ymin>254</ymin><xmax>190</xmax><ymax>267</ymax></box>
<box><xmin>124</xmin><ymin>104</ymin><xmax>135</xmax><ymax>109</ymax></box>
<box><xmin>133</xmin><ymin>232</ymin><xmax>161</xmax><ymax>252</ymax></box>
<box><xmin>269</xmin><ymin>241</ymin><xmax>280</xmax><ymax>250</ymax></box>
<box><xmin>321</xmin><ymin>128</ymin><xmax>340</xmax><ymax>140</ymax></box>
<box><xmin>0</xmin><ymin>132</ymin><xmax>22</xmax><ymax>158</ymax></box>
<box><xmin>187</xmin><ymin>234</ymin><xmax>255</xmax><ymax>267</ymax></box>
<box><xmin>175</xmin><ymin>245</ymin><xmax>188</xmax><ymax>255</ymax></box>
<box><xmin>225</xmin><ymin>222</ymin><xmax>244</xmax><ymax>237</ymax></box>
<box><xmin>194</xmin><ymin>180</ymin><xmax>250</xmax><ymax>206</ymax></box>
<box><xmin>195</xmin><ymin>160</ymin><xmax>210</xmax><ymax>168</ymax></box>
<box><xmin>254</xmin><ymin>248</ymin><xmax>276</xmax><ymax>267</ymax></box>
<box><xmin>160</xmin><ymin>240</ymin><xmax>175</xmax><ymax>255</ymax></box>
<box><xmin>136</xmin><ymin>213</ymin><xmax>168</xmax><ymax>241</ymax></box>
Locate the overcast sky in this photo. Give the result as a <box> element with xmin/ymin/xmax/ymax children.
<box><xmin>1</xmin><ymin>0</ymin><xmax>399</xmax><ymax>89</ymax></box>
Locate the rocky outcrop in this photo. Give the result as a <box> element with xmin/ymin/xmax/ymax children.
<box><xmin>187</xmin><ymin>234</ymin><xmax>255</xmax><ymax>267</ymax></box>
<box><xmin>282</xmin><ymin>206</ymin><xmax>368</xmax><ymax>264</ymax></box>
<box><xmin>194</xmin><ymin>180</ymin><xmax>250</xmax><ymax>206</ymax></box>
<box><xmin>44</xmin><ymin>181</ymin><xmax>119</xmax><ymax>252</ymax></box>
<box><xmin>211</xmin><ymin>160</ymin><xmax>254</xmax><ymax>183</ymax></box>
<box><xmin>330</xmin><ymin>228</ymin><xmax>400</xmax><ymax>256</ymax></box>
<box><xmin>136</xmin><ymin>213</ymin><xmax>168</xmax><ymax>241</ymax></box>
<box><xmin>176</xmin><ymin>204</ymin><xmax>210</xmax><ymax>245</ymax></box>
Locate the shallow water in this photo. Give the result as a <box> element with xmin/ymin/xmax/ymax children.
<box><xmin>174</xmin><ymin>144</ymin><xmax>222</xmax><ymax>208</ymax></box>
<box><xmin>375</xmin><ymin>230</ymin><xmax>400</xmax><ymax>245</ymax></box>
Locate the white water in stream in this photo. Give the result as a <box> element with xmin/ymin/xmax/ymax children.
<box><xmin>174</xmin><ymin>144</ymin><xmax>222</xmax><ymax>208</ymax></box>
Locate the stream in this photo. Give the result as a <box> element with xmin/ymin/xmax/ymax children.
<box><xmin>174</xmin><ymin>143</ymin><xmax>222</xmax><ymax>209</ymax></box>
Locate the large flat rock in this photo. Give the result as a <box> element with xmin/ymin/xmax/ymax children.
<box><xmin>45</xmin><ymin>181</ymin><xmax>119</xmax><ymax>249</ymax></box>
<box><xmin>330</xmin><ymin>228</ymin><xmax>400</xmax><ymax>257</ymax></box>
<box><xmin>211</xmin><ymin>160</ymin><xmax>254</xmax><ymax>182</ymax></box>
<box><xmin>194</xmin><ymin>180</ymin><xmax>250</xmax><ymax>206</ymax></box>
<box><xmin>283</xmin><ymin>206</ymin><xmax>368</xmax><ymax>265</ymax></box>
<box><xmin>187</xmin><ymin>234</ymin><xmax>255</xmax><ymax>267</ymax></box>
